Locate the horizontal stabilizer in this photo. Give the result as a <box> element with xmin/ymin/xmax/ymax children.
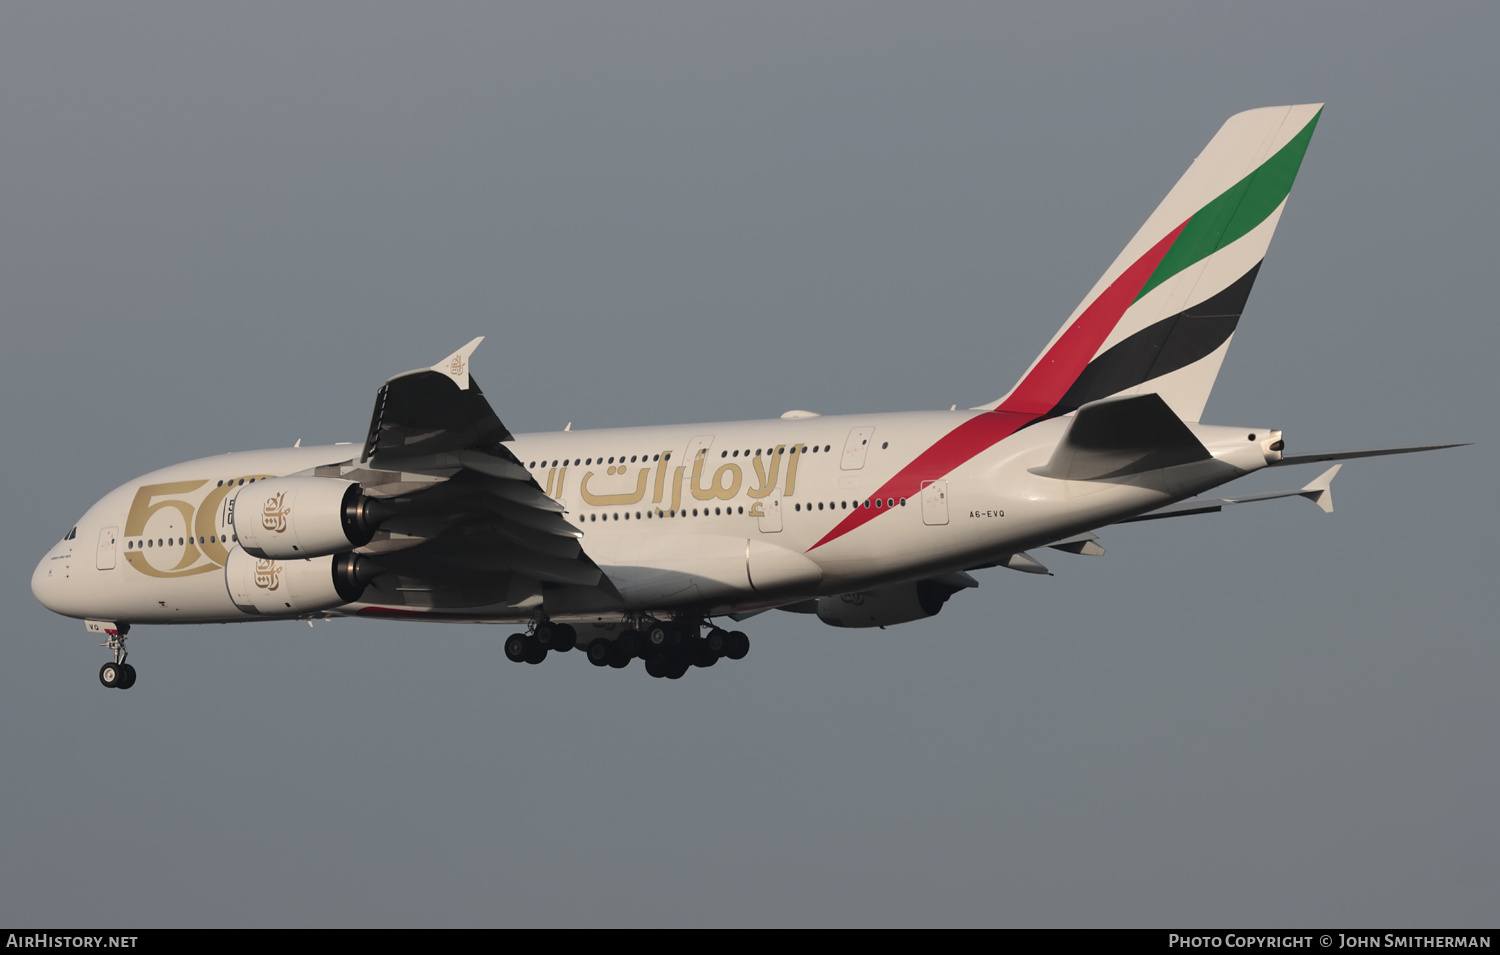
<box><xmin>1299</xmin><ymin>464</ymin><xmax>1339</xmax><ymax>514</ymax></box>
<box><xmin>1119</xmin><ymin>464</ymin><xmax>1343</xmax><ymax>523</ymax></box>
<box><xmin>1030</xmin><ymin>393</ymin><xmax>1210</xmax><ymax>481</ymax></box>
<box><xmin>1270</xmin><ymin>443</ymin><xmax>1469</xmax><ymax>467</ymax></box>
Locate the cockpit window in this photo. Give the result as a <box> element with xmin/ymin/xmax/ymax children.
<box><xmin>63</xmin><ymin>526</ymin><xmax>76</xmax><ymax>541</ymax></box>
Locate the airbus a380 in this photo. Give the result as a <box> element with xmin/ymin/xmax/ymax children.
<box><xmin>32</xmin><ymin>104</ymin><xmax>1462</xmax><ymax>686</ymax></box>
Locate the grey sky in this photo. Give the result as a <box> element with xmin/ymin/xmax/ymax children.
<box><xmin>2</xmin><ymin>2</ymin><xmax>1495</xmax><ymax>927</ymax></box>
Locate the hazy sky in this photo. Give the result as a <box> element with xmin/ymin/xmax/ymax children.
<box><xmin>3</xmin><ymin>2</ymin><xmax>1495</xmax><ymax>927</ymax></box>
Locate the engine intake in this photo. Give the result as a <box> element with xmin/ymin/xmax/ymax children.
<box><xmin>232</xmin><ymin>477</ymin><xmax>392</xmax><ymax>560</ymax></box>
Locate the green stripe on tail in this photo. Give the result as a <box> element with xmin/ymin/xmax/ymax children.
<box><xmin>1134</xmin><ymin>107</ymin><xmax>1322</xmax><ymax>304</ymax></box>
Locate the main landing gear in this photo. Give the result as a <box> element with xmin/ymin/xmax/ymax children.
<box><xmin>97</xmin><ymin>623</ymin><xmax>136</xmax><ymax>690</ymax></box>
<box><xmin>502</xmin><ymin>617</ymin><xmax>750</xmax><ymax>679</ymax></box>
<box><xmin>503</xmin><ymin>619</ymin><xmax>579</xmax><ymax>666</ymax></box>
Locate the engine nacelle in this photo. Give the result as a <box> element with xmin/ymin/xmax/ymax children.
<box><xmin>816</xmin><ymin>578</ymin><xmax>966</xmax><ymax>629</ymax></box>
<box><xmin>224</xmin><ymin>546</ymin><xmax>373</xmax><ymax>616</ymax></box>
<box><xmin>231</xmin><ymin>477</ymin><xmax>389</xmax><ymax>560</ymax></box>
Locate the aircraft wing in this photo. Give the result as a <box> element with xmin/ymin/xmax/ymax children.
<box><xmin>362</xmin><ymin>337</ymin><xmax>513</xmax><ymax>460</ymax></box>
<box><xmin>332</xmin><ymin>340</ymin><xmax>613</xmax><ymax>609</ymax></box>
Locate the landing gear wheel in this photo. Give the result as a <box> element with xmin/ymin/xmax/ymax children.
<box><xmin>644</xmin><ymin>656</ymin><xmax>667</xmax><ymax>679</ymax></box>
<box><xmin>665</xmin><ymin>656</ymin><xmax>690</xmax><ymax>680</ymax></box>
<box><xmin>504</xmin><ymin>633</ymin><xmax>533</xmax><ymax>663</ymax></box>
<box><xmin>534</xmin><ymin>623</ymin><xmax>557</xmax><ymax>650</ymax></box>
<box><xmin>586</xmin><ymin>640</ymin><xmax>614</xmax><ymax>667</ymax></box>
<box><xmin>525</xmin><ymin>644</ymin><xmax>548</xmax><ymax>665</ymax></box>
<box><xmin>618</xmin><ymin>629</ymin><xmax>642</xmax><ymax>660</ymax></box>
<box><xmin>725</xmin><ymin>630</ymin><xmax>750</xmax><ymax>660</ymax></box>
<box><xmin>552</xmin><ymin>624</ymin><xmax>577</xmax><ymax>652</ymax></box>
<box><xmin>97</xmin><ymin>624</ymin><xmax>132</xmax><ymax>689</ymax></box>
<box><xmin>645</xmin><ymin>622</ymin><xmax>678</xmax><ymax>648</ymax></box>
<box><xmin>705</xmin><ymin>628</ymin><xmax>729</xmax><ymax>657</ymax></box>
<box><xmin>693</xmin><ymin>641</ymin><xmax>719</xmax><ymax>668</ymax></box>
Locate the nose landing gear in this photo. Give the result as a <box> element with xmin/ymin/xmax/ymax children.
<box><xmin>93</xmin><ymin>621</ymin><xmax>136</xmax><ymax>689</ymax></box>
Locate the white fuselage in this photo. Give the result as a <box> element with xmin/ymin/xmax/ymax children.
<box><xmin>32</xmin><ymin>409</ymin><xmax>1279</xmax><ymax>628</ymax></box>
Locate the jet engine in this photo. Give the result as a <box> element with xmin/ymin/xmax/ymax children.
<box><xmin>224</xmin><ymin>546</ymin><xmax>377</xmax><ymax>616</ymax></box>
<box><xmin>815</xmin><ymin>577</ymin><xmax>970</xmax><ymax>628</ymax></box>
<box><xmin>231</xmin><ymin>477</ymin><xmax>391</xmax><ymax>560</ymax></box>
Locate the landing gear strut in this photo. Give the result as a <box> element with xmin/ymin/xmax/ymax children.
<box><xmin>97</xmin><ymin>623</ymin><xmax>136</xmax><ymax>689</ymax></box>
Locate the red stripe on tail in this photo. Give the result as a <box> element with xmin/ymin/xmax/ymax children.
<box><xmin>807</xmin><ymin>218</ymin><xmax>1187</xmax><ymax>552</ymax></box>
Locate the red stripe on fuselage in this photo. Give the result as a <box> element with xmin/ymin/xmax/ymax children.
<box><xmin>807</xmin><ymin>220</ymin><xmax>1187</xmax><ymax>552</ymax></box>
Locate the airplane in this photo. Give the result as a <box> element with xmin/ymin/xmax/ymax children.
<box><xmin>32</xmin><ymin>103</ymin><xmax>1464</xmax><ymax>687</ymax></box>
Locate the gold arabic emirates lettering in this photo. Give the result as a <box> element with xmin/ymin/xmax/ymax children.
<box><xmin>571</xmin><ymin>446</ymin><xmax>803</xmax><ymax>509</ymax></box>
<box><xmin>261</xmin><ymin>491</ymin><xmax>291</xmax><ymax>533</ymax></box>
<box><xmin>253</xmin><ymin>559</ymin><xmax>282</xmax><ymax>591</ymax></box>
<box><xmin>579</xmin><ymin>465</ymin><xmax>651</xmax><ymax>507</ymax></box>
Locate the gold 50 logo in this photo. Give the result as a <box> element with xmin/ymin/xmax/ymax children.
<box><xmin>123</xmin><ymin>476</ymin><xmax>275</xmax><ymax>579</ymax></box>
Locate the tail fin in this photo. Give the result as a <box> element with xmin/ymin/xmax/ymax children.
<box><xmin>978</xmin><ymin>104</ymin><xmax>1323</xmax><ymax>422</ymax></box>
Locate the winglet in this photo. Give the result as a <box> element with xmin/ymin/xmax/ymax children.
<box><xmin>1299</xmin><ymin>464</ymin><xmax>1340</xmax><ymax>514</ymax></box>
<box><xmin>433</xmin><ymin>337</ymin><xmax>485</xmax><ymax>391</ymax></box>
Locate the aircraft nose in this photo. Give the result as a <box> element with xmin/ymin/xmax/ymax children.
<box><xmin>32</xmin><ymin>546</ymin><xmax>72</xmax><ymax>615</ymax></box>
